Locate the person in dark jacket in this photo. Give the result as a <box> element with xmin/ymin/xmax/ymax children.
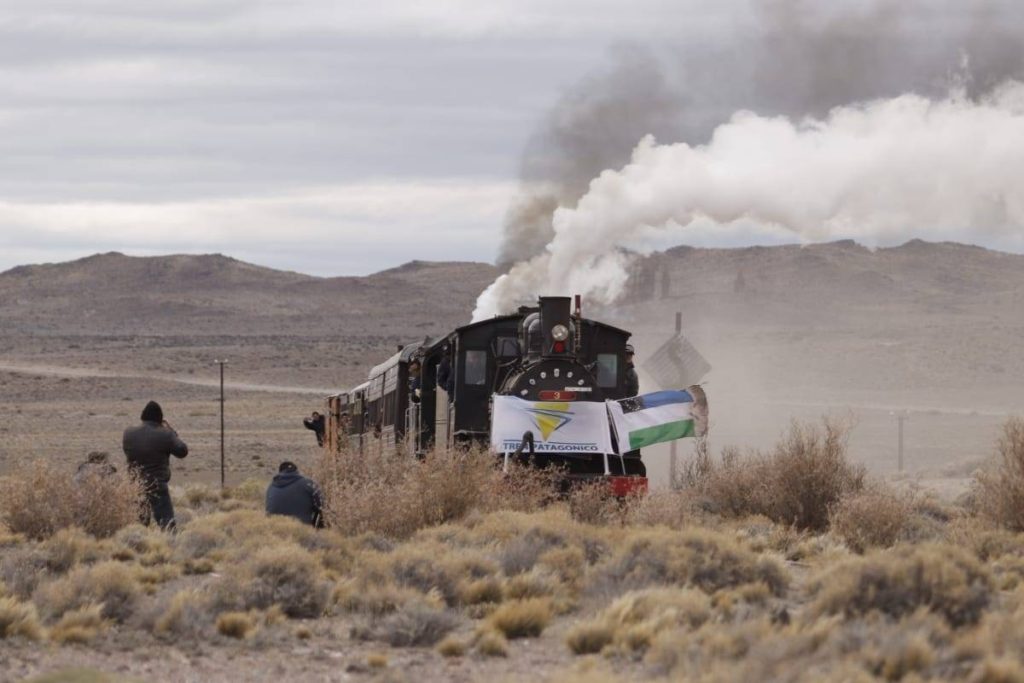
<box><xmin>265</xmin><ymin>461</ymin><xmax>324</xmax><ymax>528</ymax></box>
<box><xmin>303</xmin><ymin>411</ymin><xmax>326</xmax><ymax>447</ymax></box>
<box><xmin>122</xmin><ymin>400</ymin><xmax>188</xmax><ymax>531</ymax></box>
<box><xmin>408</xmin><ymin>359</ymin><xmax>422</xmax><ymax>404</ymax></box>
<box><xmin>624</xmin><ymin>344</ymin><xmax>640</xmax><ymax>397</ymax></box>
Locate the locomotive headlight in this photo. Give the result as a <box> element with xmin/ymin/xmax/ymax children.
<box><xmin>551</xmin><ymin>324</ymin><xmax>569</xmax><ymax>341</ymax></box>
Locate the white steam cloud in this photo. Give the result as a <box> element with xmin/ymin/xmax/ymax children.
<box><xmin>474</xmin><ymin>83</ymin><xmax>1024</xmax><ymax>320</ymax></box>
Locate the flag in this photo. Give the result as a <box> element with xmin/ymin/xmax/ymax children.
<box><xmin>491</xmin><ymin>396</ymin><xmax>613</xmax><ymax>455</ymax></box>
<box><xmin>607</xmin><ymin>386</ymin><xmax>708</xmax><ymax>451</ymax></box>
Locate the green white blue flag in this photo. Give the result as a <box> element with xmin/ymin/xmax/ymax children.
<box><xmin>607</xmin><ymin>387</ymin><xmax>708</xmax><ymax>451</ymax></box>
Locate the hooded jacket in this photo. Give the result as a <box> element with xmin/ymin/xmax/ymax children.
<box><xmin>122</xmin><ymin>421</ymin><xmax>189</xmax><ymax>484</ymax></box>
<box><xmin>265</xmin><ymin>471</ymin><xmax>323</xmax><ymax>526</ymax></box>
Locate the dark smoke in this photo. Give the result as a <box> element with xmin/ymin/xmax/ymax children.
<box><xmin>495</xmin><ymin>0</ymin><xmax>1024</xmax><ymax>269</ymax></box>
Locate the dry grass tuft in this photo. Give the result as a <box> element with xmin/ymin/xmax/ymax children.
<box><xmin>487</xmin><ymin>598</ymin><xmax>552</xmax><ymax>639</ymax></box>
<box><xmin>474</xmin><ymin>628</ymin><xmax>509</xmax><ymax>657</ymax></box>
<box><xmin>41</xmin><ymin>528</ymin><xmax>105</xmax><ymax>573</ymax></box>
<box><xmin>0</xmin><ymin>461</ymin><xmax>145</xmax><ymax>540</ymax></box>
<box><xmin>35</xmin><ymin>560</ymin><xmax>141</xmax><ymax>623</ymax></box>
<box><xmin>437</xmin><ymin>634</ymin><xmax>467</xmax><ymax>657</ymax></box>
<box><xmin>0</xmin><ymin>595</ymin><xmax>43</xmax><ymax>640</ymax></box>
<box><xmin>567</xmin><ymin>588</ymin><xmax>711</xmax><ymax>656</ymax></box>
<box><xmin>49</xmin><ymin>604</ymin><xmax>108</xmax><ymax>644</ymax></box>
<box><xmin>687</xmin><ymin>419</ymin><xmax>864</xmax><ymax>531</ymax></box>
<box><xmin>216</xmin><ymin>611</ymin><xmax>256</xmax><ymax>639</ymax></box>
<box><xmin>974</xmin><ymin>417</ymin><xmax>1024</xmax><ymax>531</ymax></box>
<box><xmin>830</xmin><ymin>485</ymin><xmax>914</xmax><ymax>553</ymax></box>
<box><xmin>809</xmin><ymin>544</ymin><xmax>993</xmax><ymax>627</ymax></box>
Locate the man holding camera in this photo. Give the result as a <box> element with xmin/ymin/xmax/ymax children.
<box><xmin>123</xmin><ymin>400</ymin><xmax>189</xmax><ymax>531</ymax></box>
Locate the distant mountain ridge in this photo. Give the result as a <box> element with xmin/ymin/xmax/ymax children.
<box><xmin>2</xmin><ymin>241</ymin><xmax>1022</xmax><ymax>340</ymax></box>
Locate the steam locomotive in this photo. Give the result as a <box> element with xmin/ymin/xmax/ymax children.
<box><xmin>324</xmin><ymin>295</ymin><xmax>646</xmax><ymax>492</ymax></box>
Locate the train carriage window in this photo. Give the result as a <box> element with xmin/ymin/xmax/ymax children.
<box><xmin>596</xmin><ymin>353</ymin><xmax>618</xmax><ymax>387</ymax></box>
<box><xmin>464</xmin><ymin>350</ymin><xmax>487</xmax><ymax>386</ymax></box>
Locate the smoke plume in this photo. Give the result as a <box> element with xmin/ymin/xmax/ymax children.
<box><xmin>482</xmin><ymin>0</ymin><xmax>1024</xmax><ymax>319</ymax></box>
<box><xmin>474</xmin><ymin>83</ymin><xmax>1024</xmax><ymax>319</ymax></box>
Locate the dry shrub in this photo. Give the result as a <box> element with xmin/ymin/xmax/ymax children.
<box><xmin>475</xmin><ymin>628</ymin><xmax>509</xmax><ymax>657</ymax></box>
<box><xmin>388</xmin><ymin>551</ymin><xmax>460</xmax><ymax>606</ymax></box>
<box><xmin>487</xmin><ymin>598</ymin><xmax>552</xmax><ymax>638</ymax></box>
<box><xmin>318</xmin><ymin>447</ymin><xmax>557</xmax><ymax>539</ymax></box>
<box><xmin>688</xmin><ymin>420</ymin><xmax>864</xmax><ymax>531</ymax></box>
<box><xmin>437</xmin><ymin>635</ymin><xmax>467</xmax><ymax>657</ymax></box>
<box><xmin>224</xmin><ymin>478</ymin><xmax>265</xmax><ymax>503</ymax></box>
<box><xmin>499</xmin><ymin>527</ymin><xmax>566</xmax><ymax>575</ymax></box>
<box><xmin>458</xmin><ymin>576</ymin><xmax>504</xmax><ymax>606</ymax></box>
<box><xmin>974</xmin><ymin>417</ymin><xmax>1024</xmax><ymax>531</ymax></box>
<box><xmin>354</xmin><ymin>604</ymin><xmax>460</xmax><ymax>647</ymax></box>
<box><xmin>809</xmin><ymin>544</ymin><xmax>993</xmax><ymax>627</ymax></box>
<box><xmin>0</xmin><ymin>461</ymin><xmax>145</xmax><ymax>540</ymax></box>
<box><xmin>624</xmin><ymin>490</ymin><xmax>691</xmax><ymax>529</ymax></box>
<box><xmin>830</xmin><ymin>485</ymin><xmax>914</xmax><ymax>553</ymax></box>
<box><xmin>41</xmin><ymin>528</ymin><xmax>106</xmax><ymax>573</ymax></box>
<box><xmin>568</xmin><ymin>482</ymin><xmax>624</xmax><ymax>525</ymax></box>
<box><xmin>35</xmin><ymin>560</ymin><xmax>141</xmax><ymax>623</ymax></box>
<box><xmin>0</xmin><ymin>547</ymin><xmax>48</xmax><ymax>599</ymax></box>
<box><xmin>153</xmin><ymin>588</ymin><xmax>210</xmax><ymax>638</ymax></box>
<box><xmin>0</xmin><ymin>596</ymin><xmax>43</xmax><ymax>640</ymax></box>
<box><xmin>591</xmin><ymin>528</ymin><xmax>787</xmax><ymax>598</ymax></box>
<box><xmin>215</xmin><ymin>543</ymin><xmax>330</xmax><ymax>618</ymax></box>
<box><xmin>567</xmin><ymin>588</ymin><xmax>710</xmax><ymax>656</ymax></box>
<box><xmin>216</xmin><ymin>611</ymin><xmax>256</xmax><ymax>639</ymax></box>
<box><xmin>50</xmin><ymin>604</ymin><xmax>108</xmax><ymax>644</ymax></box>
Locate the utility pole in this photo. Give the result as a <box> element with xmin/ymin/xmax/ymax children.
<box><xmin>214</xmin><ymin>360</ymin><xmax>228</xmax><ymax>489</ymax></box>
<box><xmin>669</xmin><ymin>311</ymin><xmax>682</xmax><ymax>488</ymax></box>
<box><xmin>890</xmin><ymin>410</ymin><xmax>906</xmax><ymax>472</ymax></box>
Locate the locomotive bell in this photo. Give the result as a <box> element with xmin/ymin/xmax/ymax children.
<box><xmin>538</xmin><ymin>296</ymin><xmax>573</xmax><ymax>357</ymax></box>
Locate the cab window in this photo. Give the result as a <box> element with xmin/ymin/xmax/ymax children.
<box><xmin>465</xmin><ymin>350</ymin><xmax>487</xmax><ymax>386</ymax></box>
<box><xmin>597</xmin><ymin>353</ymin><xmax>618</xmax><ymax>387</ymax></box>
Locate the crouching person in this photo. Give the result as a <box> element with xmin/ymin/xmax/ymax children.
<box><xmin>123</xmin><ymin>400</ymin><xmax>189</xmax><ymax>531</ymax></box>
<box><xmin>266</xmin><ymin>461</ymin><xmax>325</xmax><ymax>528</ymax></box>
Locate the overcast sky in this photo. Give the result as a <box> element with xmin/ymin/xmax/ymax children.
<box><xmin>0</xmin><ymin>0</ymin><xmax>735</xmax><ymax>275</ymax></box>
<box><xmin>1</xmin><ymin>1</ymin><xmax>1021</xmax><ymax>275</ymax></box>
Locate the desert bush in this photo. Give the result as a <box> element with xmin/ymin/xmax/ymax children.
<box><xmin>0</xmin><ymin>596</ymin><xmax>43</xmax><ymax>640</ymax></box>
<box><xmin>389</xmin><ymin>551</ymin><xmax>460</xmax><ymax>606</ymax></box>
<box><xmin>437</xmin><ymin>635</ymin><xmax>467</xmax><ymax>657</ymax></box>
<box><xmin>487</xmin><ymin>598</ymin><xmax>552</xmax><ymax>638</ymax></box>
<box><xmin>499</xmin><ymin>527</ymin><xmax>566</xmax><ymax>575</ymax></box>
<box><xmin>216</xmin><ymin>611</ymin><xmax>256</xmax><ymax>639</ymax></box>
<box><xmin>318</xmin><ymin>447</ymin><xmax>557</xmax><ymax>539</ymax></box>
<box><xmin>591</xmin><ymin>528</ymin><xmax>787</xmax><ymax>598</ymax></box>
<box><xmin>830</xmin><ymin>485</ymin><xmax>914</xmax><ymax>553</ymax></box>
<box><xmin>1</xmin><ymin>547</ymin><xmax>49</xmax><ymax>599</ymax></box>
<box><xmin>354</xmin><ymin>604</ymin><xmax>460</xmax><ymax>647</ymax></box>
<box><xmin>687</xmin><ymin>420</ymin><xmax>864</xmax><ymax>531</ymax></box>
<box><xmin>41</xmin><ymin>528</ymin><xmax>105</xmax><ymax>573</ymax></box>
<box><xmin>153</xmin><ymin>588</ymin><xmax>211</xmax><ymax>638</ymax></box>
<box><xmin>474</xmin><ymin>628</ymin><xmax>509</xmax><ymax>657</ymax></box>
<box><xmin>0</xmin><ymin>461</ymin><xmax>145</xmax><ymax>540</ymax></box>
<box><xmin>974</xmin><ymin>417</ymin><xmax>1024</xmax><ymax>531</ymax></box>
<box><xmin>35</xmin><ymin>560</ymin><xmax>141</xmax><ymax>623</ymax></box>
<box><xmin>568</xmin><ymin>482</ymin><xmax>624</xmax><ymax>525</ymax></box>
<box><xmin>215</xmin><ymin>543</ymin><xmax>330</xmax><ymax>618</ymax></box>
<box><xmin>809</xmin><ymin>544</ymin><xmax>993</xmax><ymax>627</ymax></box>
<box><xmin>49</xmin><ymin>604</ymin><xmax>108</xmax><ymax>644</ymax></box>
<box><xmin>567</xmin><ymin>588</ymin><xmax>711</xmax><ymax>656</ymax></box>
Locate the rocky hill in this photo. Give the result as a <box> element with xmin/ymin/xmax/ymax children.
<box><xmin>0</xmin><ymin>252</ymin><xmax>499</xmax><ymax>337</ymax></box>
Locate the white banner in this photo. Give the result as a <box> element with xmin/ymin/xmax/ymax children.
<box><xmin>491</xmin><ymin>396</ymin><xmax>613</xmax><ymax>454</ymax></box>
